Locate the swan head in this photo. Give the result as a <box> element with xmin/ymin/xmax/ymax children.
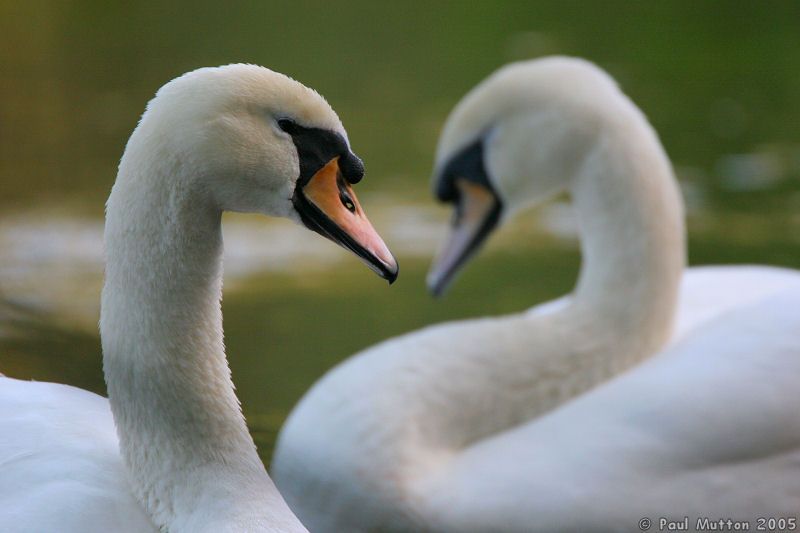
<box><xmin>427</xmin><ymin>57</ymin><xmax>624</xmax><ymax>295</ymax></box>
<box><xmin>131</xmin><ymin>64</ymin><xmax>398</xmax><ymax>282</ymax></box>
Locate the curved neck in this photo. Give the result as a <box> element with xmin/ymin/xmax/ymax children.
<box><xmin>101</xmin><ymin>143</ymin><xmax>304</xmax><ymax>531</ymax></box>
<box><xmin>335</xmin><ymin>115</ymin><xmax>686</xmax><ymax>502</ymax></box>
<box><xmin>570</xmin><ymin>123</ymin><xmax>685</xmax><ymax>357</ymax></box>
<box><xmin>425</xmin><ymin>115</ymin><xmax>687</xmax><ymax>440</ymax></box>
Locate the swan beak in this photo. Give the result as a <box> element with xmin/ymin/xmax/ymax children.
<box><xmin>427</xmin><ymin>179</ymin><xmax>501</xmax><ymax>296</ymax></box>
<box><xmin>293</xmin><ymin>157</ymin><xmax>398</xmax><ymax>283</ymax></box>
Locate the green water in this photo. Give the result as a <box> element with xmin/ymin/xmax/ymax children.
<box><xmin>1</xmin><ymin>1</ymin><xmax>799</xmax><ymax>461</ymax></box>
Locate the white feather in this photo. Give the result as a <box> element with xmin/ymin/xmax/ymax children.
<box><xmin>0</xmin><ymin>63</ymin><xmax>354</xmax><ymax>533</ymax></box>
<box><xmin>273</xmin><ymin>57</ymin><xmax>800</xmax><ymax>532</ymax></box>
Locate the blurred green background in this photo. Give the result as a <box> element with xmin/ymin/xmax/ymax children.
<box><xmin>1</xmin><ymin>1</ymin><xmax>799</xmax><ymax>460</ymax></box>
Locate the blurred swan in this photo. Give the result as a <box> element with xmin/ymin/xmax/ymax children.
<box><xmin>0</xmin><ymin>64</ymin><xmax>397</xmax><ymax>533</ymax></box>
<box><xmin>272</xmin><ymin>57</ymin><xmax>800</xmax><ymax>532</ymax></box>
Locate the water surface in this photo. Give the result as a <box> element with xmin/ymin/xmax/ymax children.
<box><xmin>1</xmin><ymin>1</ymin><xmax>799</xmax><ymax>461</ymax></box>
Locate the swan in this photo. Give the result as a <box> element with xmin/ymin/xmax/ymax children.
<box><xmin>0</xmin><ymin>64</ymin><xmax>398</xmax><ymax>533</ymax></box>
<box><xmin>272</xmin><ymin>57</ymin><xmax>800</xmax><ymax>532</ymax></box>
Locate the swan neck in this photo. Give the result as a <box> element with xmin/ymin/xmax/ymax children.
<box><xmin>100</xmin><ymin>150</ymin><xmax>292</xmax><ymax>530</ymax></box>
<box><xmin>274</xmin><ymin>102</ymin><xmax>689</xmax><ymax>523</ymax></box>
<box><xmin>570</xmin><ymin>124</ymin><xmax>685</xmax><ymax>353</ymax></box>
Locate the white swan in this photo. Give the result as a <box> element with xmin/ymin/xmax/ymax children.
<box><xmin>0</xmin><ymin>64</ymin><xmax>398</xmax><ymax>533</ymax></box>
<box><xmin>272</xmin><ymin>57</ymin><xmax>800</xmax><ymax>532</ymax></box>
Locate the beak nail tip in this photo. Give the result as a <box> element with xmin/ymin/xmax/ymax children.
<box><xmin>426</xmin><ymin>277</ymin><xmax>445</xmax><ymax>298</ymax></box>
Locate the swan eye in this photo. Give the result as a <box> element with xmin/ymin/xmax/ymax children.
<box><xmin>278</xmin><ymin>118</ymin><xmax>298</xmax><ymax>134</ymax></box>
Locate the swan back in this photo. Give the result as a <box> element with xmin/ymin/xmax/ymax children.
<box><xmin>0</xmin><ymin>379</ymin><xmax>153</xmax><ymax>532</ymax></box>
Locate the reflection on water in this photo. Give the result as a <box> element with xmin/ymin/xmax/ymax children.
<box><xmin>0</xmin><ymin>200</ymin><xmax>449</xmax><ymax>324</ymax></box>
<box><xmin>0</xmin><ymin>198</ymin><xmax>594</xmax><ymax>326</ymax></box>
<box><xmin>0</xmin><ymin>299</ymin><xmax>104</xmax><ymax>394</ymax></box>
<box><xmin>2</xmin><ymin>199</ymin><xmax>799</xmax><ymax>461</ymax></box>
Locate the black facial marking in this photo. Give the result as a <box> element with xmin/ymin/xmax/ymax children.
<box><xmin>434</xmin><ymin>138</ymin><xmax>497</xmax><ymax>203</ymax></box>
<box><xmin>339</xmin><ymin>151</ymin><xmax>365</xmax><ymax>184</ymax></box>
<box><xmin>279</xmin><ymin>119</ymin><xmax>364</xmax><ymax>185</ymax></box>
<box><xmin>277</xmin><ymin>118</ymin><xmax>299</xmax><ymax>134</ymax></box>
<box><xmin>428</xmin><ymin>136</ymin><xmax>504</xmax><ymax>296</ymax></box>
<box><xmin>284</xmin><ymin>118</ymin><xmax>396</xmax><ymax>283</ymax></box>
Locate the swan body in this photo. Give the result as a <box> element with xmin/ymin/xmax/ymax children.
<box><xmin>272</xmin><ymin>57</ymin><xmax>800</xmax><ymax>531</ymax></box>
<box><xmin>0</xmin><ymin>379</ymin><xmax>152</xmax><ymax>531</ymax></box>
<box><xmin>0</xmin><ymin>64</ymin><xmax>397</xmax><ymax>532</ymax></box>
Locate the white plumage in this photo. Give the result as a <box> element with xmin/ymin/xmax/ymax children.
<box><xmin>0</xmin><ymin>63</ymin><xmax>396</xmax><ymax>532</ymax></box>
<box><xmin>0</xmin><ymin>379</ymin><xmax>153</xmax><ymax>531</ymax></box>
<box><xmin>273</xmin><ymin>57</ymin><xmax>800</xmax><ymax>532</ymax></box>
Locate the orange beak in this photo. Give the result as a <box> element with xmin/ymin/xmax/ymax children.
<box><xmin>293</xmin><ymin>157</ymin><xmax>398</xmax><ymax>283</ymax></box>
<box><xmin>427</xmin><ymin>179</ymin><xmax>501</xmax><ymax>296</ymax></box>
